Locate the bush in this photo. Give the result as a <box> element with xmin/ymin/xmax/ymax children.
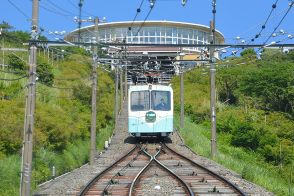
<box><xmin>8</xmin><ymin>54</ymin><xmax>26</xmax><ymax>71</ymax></box>
<box><xmin>37</xmin><ymin>62</ymin><xmax>54</xmax><ymax>86</ymax></box>
<box><xmin>231</xmin><ymin>123</ymin><xmax>261</xmax><ymax>150</ymax></box>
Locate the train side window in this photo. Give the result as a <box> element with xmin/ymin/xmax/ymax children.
<box><xmin>131</xmin><ymin>91</ymin><xmax>150</xmax><ymax>111</ymax></box>
<box><xmin>151</xmin><ymin>91</ymin><xmax>171</xmax><ymax>111</ymax></box>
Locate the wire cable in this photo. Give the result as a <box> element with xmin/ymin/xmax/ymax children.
<box><xmin>134</xmin><ymin>2</ymin><xmax>156</xmax><ymax>38</ymax></box>
<box><xmin>262</xmin><ymin>1</ymin><xmax>294</xmax><ymax>45</ymax></box>
<box><xmin>7</xmin><ymin>0</ymin><xmax>30</xmax><ymax>19</ymax></box>
<box><xmin>249</xmin><ymin>0</ymin><xmax>280</xmax><ymax>43</ymax></box>
<box><xmin>39</xmin><ymin>4</ymin><xmax>72</xmax><ymax>17</ymax></box>
<box><xmin>0</xmin><ymin>68</ymin><xmax>26</xmax><ymax>74</ymax></box>
<box><xmin>66</xmin><ymin>0</ymin><xmax>95</xmax><ymax>17</ymax></box>
<box><xmin>46</xmin><ymin>0</ymin><xmax>76</xmax><ymax>16</ymax></box>
<box><xmin>0</xmin><ymin>74</ymin><xmax>28</xmax><ymax>81</ymax></box>
<box><xmin>225</xmin><ymin>0</ymin><xmax>281</xmax><ymax>58</ymax></box>
<box><xmin>0</xmin><ymin>85</ymin><xmax>27</xmax><ymax>99</ymax></box>
<box><xmin>128</xmin><ymin>0</ymin><xmax>145</xmax><ymax>33</ymax></box>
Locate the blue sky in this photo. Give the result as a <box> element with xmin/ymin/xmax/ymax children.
<box><xmin>1</xmin><ymin>0</ymin><xmax>293</xmax><ymax>44</ymax></box>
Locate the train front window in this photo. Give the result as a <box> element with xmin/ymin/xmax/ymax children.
<box><xmin>131</xmin><ymin>91</ymin><xmax>150</xmax><ymax>111</ymax></box>
<box><xmin>151</xmin><ymin>91</ymin><xmax>171</xmax><ymax>111</ymax></box>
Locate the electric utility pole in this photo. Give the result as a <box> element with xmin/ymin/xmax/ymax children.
<box><xmin>120</xmin><ymin>67</ymin><xmax>123</xmax><ymax>112</ymax></box>
<box><xmin>124</xmin><ymin>45</ymin><xmax>128</xmax><ymax>100</ymax></box>
<box><xmin>78</xmin><ymin>0</ymin><xmax>84</xmax><ymax>42</ymax></box>
<box><xmin>210</xmin><ymin>0</ymin><xmax>217</xmax><ymax>158</ymax></box>
<box><xmin>90</xmin><ymin>17</ymin><xmax>99</xmax><ymax>165</ymax></box>
<box><xmin>180</xmin><ymin>49</ymin><xmax>185</xmax><ymax>129</ymax></box>
<box><xmin>115</xmin><ymin>65</ymin><xmax>119</xmax><ymax>130</ymax></box>
<box><xmin>21</xmin><ymin>0</ymin><xmax>38</xmax><ymax>195</ymax></box>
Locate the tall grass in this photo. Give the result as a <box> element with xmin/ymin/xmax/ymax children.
<box><xmin>96</xmin><ymin>125</ymin><xmax>114</xmax><ymax>150</ymax></box>
<box><xmin>0</xmin><ymin>125</ymin><xmax>114</xmax><ymax>196</ymax></box>
<box><xmin>175</xmin><ymin>115</ymin><xmax>292</xmax><ymax>195</ymax></box>
<box><xmin>0</xmin><ymin>155</ymin><xmax>21</xmax><ymax>196</ymax></box>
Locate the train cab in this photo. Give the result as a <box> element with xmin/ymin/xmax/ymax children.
<box><xmin>128</xmin><ymin>84</ymin><xmax>173</xmax><ymax>137</ymax></box>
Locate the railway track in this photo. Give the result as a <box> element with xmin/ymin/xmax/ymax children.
<box><xmin>79</xmin><ymin>142</ymin><xmax>246</xmax><ymax>196</ymax></box>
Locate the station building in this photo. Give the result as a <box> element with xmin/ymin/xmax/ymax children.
<box><xmin>65</xmin><ymin>21</ymin><xmax>225</xmax><ymax>60</ymax></box>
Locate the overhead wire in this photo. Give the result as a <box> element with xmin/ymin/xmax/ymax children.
<box><xmin>126</xmin><ymin>0</ymin><xmax>145</xmax><ymax>38</ymax></box>
<box><xmin>134</xmin><ymin>1</ymin><xmax>157</xmax><ymax>38</ymax></box>
<box><xmin>66</xmin><ymin>0</ymin><xmax>95</xmax><ymax>17</ymax></box>
<box><xmin>39</xmin><ymin>4</ymin><xmax>73</xmax><ymax>18</ymax></box>
<box><xmin>39</xmin><ymin>82</ymin><xmax>73</xmax><ymax>90</ymax></box>
<box><xmin>7</xmin><ymin>0</ymin><xmax>30</xmax><ymax>20</ymax></box>
<box><xmin>45</xmin><ymin>0</ymin><xmax>77</xmax><ymax>16</ymax></box>
<box><xmin>262</xmin><ymin>1</ymin><xmax>294</xmax><ymax>45</ymax></box>
<box><xmin>249</xmin><ymin>0</ymin><xmax>280</xmax><ymax>44</ymax></box>
<box><xmin>0</xmin><ymin>85</ymin><xmax>28</xmax><ymax>99</ymax></box>
<box><xmin>0</xmin><ymin>68</ymin><xmax>26</xmax><ymax>75</ymax></box>
<box><xmin>224</xmin><ymin>0</ymin><xmax>281</xmax><ymax>58</ymax></box>
<box><xmin>0</xmin><ymin>74</ymin><xmax>28</xmax><ymax>81</ymax></box>
<box><xmin>5</xmin><ymin>1</ymin><xmax>54</xmax><ymax>44</ymax></box>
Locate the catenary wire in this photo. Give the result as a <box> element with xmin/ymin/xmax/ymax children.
<box><xmin>134</xmin><ymin>1</ymin><xmax>156</xmax><ymax>38</ymax></box>
<box><xmin>262</xmin><ymin>1</ymin><xmax>294</xmax><ymax>45</ymax></box>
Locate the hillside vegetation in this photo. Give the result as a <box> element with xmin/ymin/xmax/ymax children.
<box><xmin>0</xmin><ymin>22</ymin><xmax>115</xmax><ymax>195</ymax></box>
<box><xmin>172</xmin><ymin>49</ymin><xmax>294</xmax><ymax>195</ymax></box>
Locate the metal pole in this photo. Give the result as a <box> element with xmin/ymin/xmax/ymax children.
<box><xmin>124</xmin><ymin>66</ymin><xmax>128</xmax><ymax>100</ymax></box>
<box><xmin>47</xmin><ymin>48</ymin><xmax>49</xmax><ymax>63</ymax></box>
<box><xmin>90</xmin><ymin>17</ymin><xmax>99</xmax><ymax>165</ymax></box>
<box><xmin>124</xmin><ymin>45</ymin><xmax>128</xmax><ymax>100</ymax></box>
<box><xmin>21</xmin><ymin>0</ymin><xmax>38</xmax><ymax>195</ymax></box>
<box><xmin>180</xmin><ymin>69</ymin><xmax>184</xmax><ymax>128</ymax></box>
<box><xmin>120</xmin><ymin>68</ymin><xmax>123</xmax><ymax>112</ymax></box>
<box><xmin>115</xmin><ymin>66</ymin><xmax>119</xmax><ymax>130</ymax></box>
<box><xmin>180</xmin><ymin>48</ymin><xmax>184</xmax><ymax>129</ymax></box>
<box><xmin>78</xmin><ymin>0</ymin><xmax>83</xmax><ymax>42</ymax></box>
<box><xmin>210</xmin><ymin>0</ymin><xmax>217</xmax><ymax>158</ymax></box>
<box><xmin>2</xmin><ymin>33</ymin><xmax>4</xmax><ymax>69</ymax></box>
<box><xmin>51</xmin><ymin>49</ymin><xmax>54</xmax><ymax>66</ymax></box>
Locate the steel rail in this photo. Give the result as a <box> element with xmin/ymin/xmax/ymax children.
<box><xmin>154</xmin><ymin>147</ymin><xmax>195</xmax><ymax>196</ymax></box>
<box><xmin>103</xmin><ymin>144</ymin><xmax>148</xmax><ymax>195</ymax></box>
<box><xmin>128</xmin><ymin>146</ymin><xmax>194</xmax><ymax>196</ymax></box>
<box><xmin>78</xmin><ymin>144</ymin><xmax>138</xmax><ymax>196</ymax></box>
<box><xmin>162</xmin><ymin>143</ymin><xmax>247</xmax><ymax>196</ymax></box>
<box><xmin>128</xmin><ymin>147</ymin><xmax>153</xmax><ymax>196</ymax></box>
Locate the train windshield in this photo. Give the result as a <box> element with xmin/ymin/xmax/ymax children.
<box><xmin>151</xmin><ymin>91</ymin><xmax>171</xmax><ymax>111</ymax></box>
<box><xmin>131</xmin><ymin>91</ymin><xmax>150</xmax><ymax>111</ymax></box>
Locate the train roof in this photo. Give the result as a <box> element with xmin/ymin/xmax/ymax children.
<box><xmin>129</xmin><ymin>84</ymin><xmax>173</xmax><ymax>91</ymax></box>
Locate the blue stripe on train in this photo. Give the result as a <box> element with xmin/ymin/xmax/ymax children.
<box><xmin>128</xmin><ymin>116</ymin><xmax>173</xmax><ymax>133</ymax></box>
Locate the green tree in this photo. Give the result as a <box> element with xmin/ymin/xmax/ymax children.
<box><xmin>231</xmin><ymin>123</ymin><xmax>261</xmax><ymax>150</ymax></box>
<box><xmin>37</xmin><ymin>62</ymin><xmax>54</xmax><ymax>86</ymax></box>
<box><xmin>7</xmin><ymin>54</ymin><xmax>26</xmax><ymax>70</ymax></box>
<box><xmin>0</xmin><ymin>21</ymin><xmax>12</xmax><ymax>31</ymax></box>
<box><xmin>240</xmin><ymin>48</ymin><xmax>256</xmax><ymax>57</ymax></box>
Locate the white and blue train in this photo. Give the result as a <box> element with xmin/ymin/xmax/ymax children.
<box><xmin>128</xmin><ymin>84</ymin><xmax>173</xmax><ymax>137</ymax></box>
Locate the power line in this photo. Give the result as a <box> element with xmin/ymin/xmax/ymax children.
<box><xmin>66</xmin><ymin>0</ymin><xmax>95</xmax><ymax>16</ymax></box>
<box><xmin>40</xmin><ymin>82</ymin><xmax>73</xmax><ymax>90</ymax></box>
<box><xmin>54</xmin><ymin>76</ymin><xmax>88</xmax><ymax>81</ymax></box>
<box><xmin>0</xmin><ymin>74</ymin><xmax>28</xmax><ymax>81</ymax></box>
<box><xmin>249</xmin><ymin>0</ymin><xmax>280</xmax><ymax>44</ymax></box>
<box><xmin>0</xmin><ymin>85</ymin><xmax>27</xmax><ymax>99</ymax></box>
<box><xmin>226</xmin><ymin>0</ymin><xmax>281</xmax><ymax>58</ymax></box>
<box><xmin>262</xmin><ymin>1</ymin><xmax>294</xmax><ymax>45</ymax></box>
<box><xmin>46</xmin><ymin>0</ymin><xmax>76</xmax><ymax>16</ymax></box>
<box><xmin>7</xmin><ymin>0</ymin><xmax>30</xmax><ymax>19</ymax></box>
<box><xmin>127</xmin><ymin>0</ymin><xmax>145</xmax><ymax>37</ymax></box>
<box><xmin>134</xmin><ymin>1</ymin><xmax>156</xmax><ymax>38</ymax></box>
<box><xmin>39</xmin><ymin>4</ymin><xmax>72</xmax><ymax>17</ymax></box>
<box><xmin>0</xmin><ymin>68</ymin><xmax>26</xmax><ymax>74</ymax></box>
